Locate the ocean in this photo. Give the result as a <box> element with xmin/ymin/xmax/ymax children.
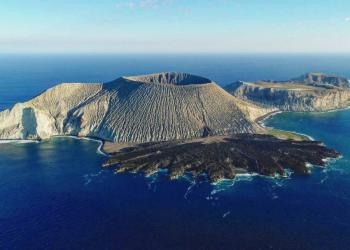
<box><xmin>0</xmin><ymin>54</ymin><xmax>350</xmax><ymax>250</ymax></box>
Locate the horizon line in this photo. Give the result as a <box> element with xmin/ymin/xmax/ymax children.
<box><xmin>2</xmin><ymin>51</ymin><xmax>350</xmax><ymax>55</ymax></box>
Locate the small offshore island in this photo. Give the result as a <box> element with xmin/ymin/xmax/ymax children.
<box><xmin>0</xmin><ymin>72</ymin><xmax>346</xmax><ymax>183</ymax></box>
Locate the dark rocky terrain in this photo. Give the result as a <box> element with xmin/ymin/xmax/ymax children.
<box><xmin>103</xmin><ymin>134</ymin><xmax>340</xmax><ymax>183</ymax></box>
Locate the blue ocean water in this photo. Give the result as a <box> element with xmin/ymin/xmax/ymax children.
<box><xmin>0</xmin><ymin>54</ymin><xmax>350</xmax><ymax>250</ymax></box>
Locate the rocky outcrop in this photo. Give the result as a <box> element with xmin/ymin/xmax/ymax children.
<box><xmin>0</xmin><ymin>83</ymin><xmax>102</xmax><ymax>140</ymax></box>
<box><xmin>227</xmin><ymin>73</ymin><xmax>350</xmax><ymax>112</ymax></box>
<box><xmin>0</xmin><ymin>72</ymin><xmax>269</xmax><ymax>142</ymax></box>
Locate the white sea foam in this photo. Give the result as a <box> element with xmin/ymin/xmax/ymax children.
<box><xmin>213</xmin><ymin>173</ymin><xmax>258</xmax><ymax>186</ymax></box>
<box><xmin>0</xmin><ymin>136</ymin><xmax>109</xmax><ymax>157</ymax></box>
<box><xmin>322</xmin><ymin>165</ymin><xmax>347</xmax><ymax>175</ymax></box>
<box><xmin>53</xmin><ymin>135</ymin><xmax>109</xmax><ymax>156</ymax></box>
<box><xmin>145</xmin><ymin>169</ymin><xmax>169</xmax><ymax>191</ymax></box>
<box><xmin>0</xmin><ymin>139</ymin><xmax>39</xmax><ymax>144</ymax></box>
<box><xmin>83</xmin><ymin>170</ymin><xmax>104</xmax><ymax>186</ymax></box>
<box><xmin>222</xmin><ymin>211</ymin><xmax>231</xmax><ymax>218</ymax></box>
<box><xmin>209</xmin><ymin>173</ymin><xmax>259</xmax><ymax>195</ymax></box>
<box><xmin>319</xmin><ymin>174</ymin><xmax>329</xmax><ymax>184</ymax></box>
<box><xmin>305</xmin><ymin>163</ymin><xmax>313</xmax><ymax>168</ymax></box>
<box><xmin>209</xmin><ymin>170</ymin><xmax>295</xmax><ymax>197</ymax></box>
<box><xmin>184</xmin><ymin>180</ymin><xmax>196</xmax><ymax>200</ymax></box>
<box><xmin>147</xmin><ymin>176</ymin><xmax>158</xmax><ymax>192</ymax></box>
<box><xmin>258</xmin><ymin>110</ymin><xmax>283</xmax><ymax>127</ymax></box>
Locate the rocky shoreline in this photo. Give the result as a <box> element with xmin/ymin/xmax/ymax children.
<box><xmin>102</xmin><ymin>134</ymin><xmax>340</xmax><ymax>183</ymax></box>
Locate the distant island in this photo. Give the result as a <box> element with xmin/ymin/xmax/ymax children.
<box><xmin>0</xmin><ymin>72</ymin><xmax>345</xmax><ymax>182</ymax></box>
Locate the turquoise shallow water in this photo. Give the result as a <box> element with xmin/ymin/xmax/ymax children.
<box><xmin>0</xmin><ymin>54</ymin><xmax>350</xmax><ymax>249</ymax></box>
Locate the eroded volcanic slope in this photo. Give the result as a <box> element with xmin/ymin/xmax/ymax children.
<box><xmin>0</xmin><ymin>72</ymin><xmax>269</xmax><ymax>142</ymax></box>
<box><xmin>227</xmin><ymin>73</ymin><xmax>350</xmax><ymax>112</ymax></box>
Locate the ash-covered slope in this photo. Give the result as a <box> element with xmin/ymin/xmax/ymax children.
<box><xmin>0</xmin><ymin>72</ymin><xmax>267</xmax><ymax>142</ymax></box>
<box><xmin>227</xmin><ymin>73</ymin><xmax>350</xmax><ymax>112</ymax></box>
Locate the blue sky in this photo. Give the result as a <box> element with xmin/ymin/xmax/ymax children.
<box><xmin>1</xmin><ymin>0</ymin><xmax>349</xmax><ymax>53</ymax></box>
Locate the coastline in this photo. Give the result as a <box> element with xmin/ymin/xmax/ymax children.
<box><xmin>0</xmin><ymin>139</ymin><xmax>40</xmax><ymax>144</ymax></box>
<box><xmin>0</xmin><ymin>136</ymin><xmax>109</xmax><ymax>156</ymax></box>
<box><xmin>255</xmin><ymin>110</ymin><xmax>282</xmax><ymax>126</ymax></box>
<box><xmin>311</xmin><ymin>105</ymin><xmax>350</xmax><ymax>114</ymax></box>
<box><xmin>52</xmin><ymin>136</ymin><xmax>109</xmax><ymax>156</ymax></box>
<box><xmin>254</xmin><ymin>110</ymin><xmax>283</xmax><ymax>124</ymax></box>
<box><xmin>249</xmin><ymin>105</ymin><xmax>350</xmax><ymax>141</ymax></box>
<box><xmin>256</xmin><ymin>110</ymin><xmax>315</xmax><ymax>141</ymax></box>
<box><xmin>0</xmin><ymin>111</ymin><xmax>343</xmax><ymax>185</ymax></box>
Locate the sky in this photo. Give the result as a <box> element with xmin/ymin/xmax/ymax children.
<box><xmin>0</xmin><ymin>0</ymin><xmax>349</xmax><ymax>53</ymax></box>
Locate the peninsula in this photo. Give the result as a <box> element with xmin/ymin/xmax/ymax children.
<box><xmin>226</xmin><ymin>72</ymin><xmax>350</xmax><ymax>112</ymax></box>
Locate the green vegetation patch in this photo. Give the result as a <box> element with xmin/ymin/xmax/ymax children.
<box><xmin>265</xmin><ymin>128</ymin><xmax>310</xmax><ymax>141</ymax></box>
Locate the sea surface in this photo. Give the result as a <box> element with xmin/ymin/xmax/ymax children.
<box><xmin>0</xmin><ymin>54</ymin><xmax>350</xmax><ymax>250</ymax></box>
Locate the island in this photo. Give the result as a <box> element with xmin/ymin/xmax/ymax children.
<box><xmin>0</xmin><ymin>72</ymin><xmax>344</xmax><ymax>183</ymax></box>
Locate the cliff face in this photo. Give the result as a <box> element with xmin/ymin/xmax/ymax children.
<box><xmin>232</xmin><ymin>83</ymin><xmax>350</xmax><ymax>112</ymax></box>
<box><xmin>0</xmin><ymin>83</ymin><xmax>102</xmax><ymax>140</ymax></box>
<box><xmin>0</xmin><ymin>73</ymin><xmax>268</xmax><ymax>142</ymax></box>
<box><xmin>292</xmin><ymin>72</ymin><xmax>350</xmax><ymax>88</ymax></box>
<box><xmin>228</xmin><ymin>73</ymin><xmax>350</xmax><ymax>112</ymax></box>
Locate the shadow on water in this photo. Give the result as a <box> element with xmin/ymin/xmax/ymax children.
<box><xmin>21</xmin><ymin>107</ymin><xmax>37</xmax><ymax>138</ymax></box>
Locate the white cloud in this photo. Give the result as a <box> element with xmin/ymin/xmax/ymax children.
<box><xmin>116</xmin><ymin>0</ymin><xmax>160</xmax><ymax>10</ymax></box>
<box><xmin>345</xmin><ymin>17</ymin><xmax>350</xmax><ymax>22</ymax></box>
